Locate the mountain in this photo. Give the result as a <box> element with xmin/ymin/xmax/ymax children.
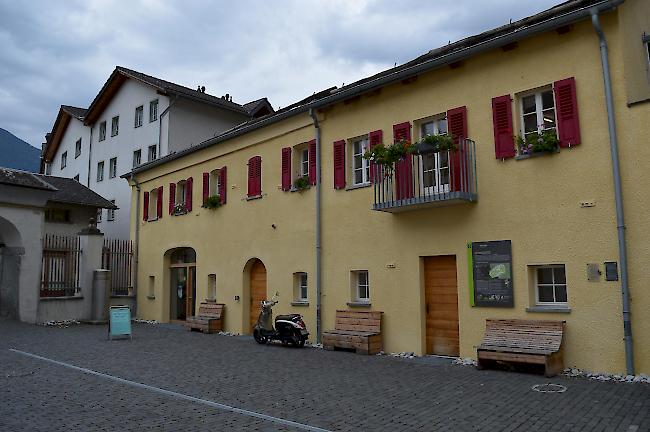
<box><xmin>0</xmin><ymin>128</ymin><xmax>41</xmax><ymax>172</ymax></box>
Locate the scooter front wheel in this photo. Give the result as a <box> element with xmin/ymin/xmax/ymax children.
<box><xmin>253</xmin><ymin>329</ymin><xmax>267</xmax><ymax>344</ymax></box>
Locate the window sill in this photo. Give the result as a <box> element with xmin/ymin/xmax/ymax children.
<box><xmin>111</xmin><ymin>294</ymin><xmax>136</xmax><ymax>299</ymax></box>
<box><xmin>291</xmin><ymin>301</ymin><xmax>309</xmax><ymax>307</ymax></box>
<box><xmin>347</xmin><ymin>301</ymin><xmax>371</xmax><ymax>308</ymax></box>
<box><xmin>146</xmin><ymin>295</ymin><xmax>156</xmax><ymax>300</ymax></box>
<box><xmin>515</xmin><ymin>149</ymin><xmax>560</xmax><ymax>160</ymax></box>
<box><xmin>172</xmin><ymin>210</ymin><xmax>188</xmax><ymax>216</ymax></box>
<box><xmin>146</xmin><ymin>217</ymin><xmax>159</xmax><ymax>222</ymax></box>
<box><xmin>526</xmin><ymin>306</ymin><xmax>571</xmax><ymax>314</ymax></box>
<box><xmin>246</xmin><ymin>194</ymin><xmax>263</xmax><ymax>201</ymax></box>
<box><xmin>290</xmin><ymin>186</ymin><xmax>311</xmax><ymax>193</ymax></box>
<box><xmin>40</xmin><ymin>295</ymin><xmax>83</xmax><ymax>301</ymax></box>
<box><xmin>345</xmin><ymin>183</ymin><xmax>371</xmax><ymax>191</ymax></box>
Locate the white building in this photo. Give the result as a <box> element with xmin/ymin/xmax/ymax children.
<box><xmin>42</xmin><ymin>67</ymin><xmax>273</xmax><ymax>239</ymax></box>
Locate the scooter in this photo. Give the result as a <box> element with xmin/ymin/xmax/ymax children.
<box><xmin>253</xmin><ymin>292</ymin><xmax>309</xmax><ymax>347</ymax></box>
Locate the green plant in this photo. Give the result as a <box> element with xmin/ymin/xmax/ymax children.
<box><xmin>173</xmin><ymin>203</ymin><xmax>187</xmax><ymax>214</ymax></box>
<box><xmin>204</xmin><ymin>195</ymin><xmax>222</xmax><ymax>209</ymax></box>
<box><xmin>363</xmin><ymin>139</ymin><xmax>415</xmax><ymax>173</ymax></box>
<box><xmin>516</xmin><ymin>130</ymin><xmax>559</xmax><ymax>155</ymax></box>
<box><xmin>417</xmin><ymin>134</ymin><xmax>457</xmax><ymax>153</ymax></box>
<box><xmin>293</xmin><ymin>176</ymin><xmax>310</xmax><ymax>190</ymax></box>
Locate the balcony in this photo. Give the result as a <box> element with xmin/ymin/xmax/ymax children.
<box><xmin>372</xmin><ymin>138</ymin><xmax>477</xmax><ymax>212</ymax></box>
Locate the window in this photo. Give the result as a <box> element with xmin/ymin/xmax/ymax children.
<box><xmin>45</xmin><ymin>208</ymin><xmax>70</xmax><ymax>222</ymax></box>
<box><xmin>148</xmin><ymin>145</ymin><xmax>157</xmax><ymax>161</ymax></box>
<box><xmin>300</xmin><ymin>148</ymin><xmax>309</xmax><ymax>178</ymax></box>
<box><xmin>107</xmin><ymin>200</ymin><xmax>115</xmax><ymax>221</ymax></box>
<box><xmin>150</xmin><ymin>99</ymin><xmax>159</xmax><ymax>122</ymax></box>
<box><xmin>133</xmin><ymin>150</ymin><xmax>141</xmax><ymax>168</ymax></box>
<box><xmin>520</xmin><ymin>88</ymin><xmax>556</xmax><ymax>142</ymax></box>
<box><xmin>61</xmin><ymin>152</ymin><xmax>67</xmax><ymax>169</ymax></box>
<box><xmin>96</xmin><ymin>208</ymin><xmax>102</xmax><ymax>223</ymax></box>
<box><xmin>209</xmin><ymin>169</ymin><xmax>221</xmax><ymax>196</ymax></box>
<box><xmin>97</xmin><ymin>161</ymin><xmax>104</xmax><ymax>182</ymax></box>
<box><xmin>111</xmin><ymin>116</ymin><xmax>119</xmax><ymax>137</ymax></box>
<box><xmin>45</xmin><ymin>163</ymin><xmax>52</xmax><ymax>175</ymax></box>
<box><xmin>294</xmin><ymin>272</ymin><xmax>308</xmax><ymax>302</ymax></box>
<box><xmin>109</xmin><ymin>157</ymin><xmax>117</xmax><ymax>178</ymax></box>
<box><xmin>73</xmin><ymin>174</ymin><xmax>79</xmax><ymax>182</ymax></box>
<box><xmin>535</xmin><ymin>265</ymin><xmax>567</xmax><ymax>306</ymax></box>
<box><xmin>351</xmin><ymin>137</ymin><xmax>369</xmax><ymax>185</ymax></box>
<box><xmin>175</xmin><ymin>180</ymin><xmax>187</xmax><ymax>206</ymax></box>
<box><xmin>645</xmin><ymin>37</ymin><xmax>650</xmax><ymax>67</ymax></box>
<box><xmin>418</xmin><ymin>115</ymin><xmax>450</xmax><ymax>195</ymax></box>
<box><xmin>352</xmin><ymin>270</ymin><xmax>369</xmax><ymax>302</ymax></box>
<box><xmin>208</xmin><ymin>274</ymin><xmax>217</xmax><ymax>301</ymax></box>
<box><xmin>75</xmin><ymin>138</ymin><xmax>81</xmax><ymax>158</ymax></box>
<box><xmin>134</xmin><ymin>105</ymin><xmax>143</xmax><ymax>128</ymax></box>
<box><xmin>148</xmin><ymin>188</ymin><xmax>158</xmax><ymax>221</ymax></box>
<box><xmin>99</xmin><ymin>121</ymin><xmax>106</xmax><ymax>141</ymax></box>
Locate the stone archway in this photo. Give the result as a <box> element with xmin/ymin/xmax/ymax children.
<box><xmin>0</xmin><ymin>216</ymin><xmax>24</xmax><ymax>319</ymax></box>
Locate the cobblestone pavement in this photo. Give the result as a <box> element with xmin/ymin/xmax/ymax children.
<box><xmin>1</xmin><ymin>319</ymin><xmax>649</xmax><ymax>432</ymax></box>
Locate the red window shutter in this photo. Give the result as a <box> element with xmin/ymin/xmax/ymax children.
<box><xmin>281</xmin><ymin>147</ymin><xmax>291</xmax><ymax>191</ymax></box>
<box><xmin>554</xmin><ymin>77</ymin><xmax>581</xmax><ymax>147</ymax></box>
<box><xmin>168</xmin><ymin>183</ymin><xmax>176</xmax><ymax>215</ymax></box>
<box><xmin>157</xmin><ymin>186</ymin><xmax>163</xmax><ymax>219</ymax></box>
<box><xmin>248</xmin><ymin>156</ymin><xmax>261</xmax><ymax>197</ymax></box>
<box><xmin>202</xmin><ymin>172</ymin><xmax>209</xmax><ymax>205</ymax></box>
<box><xmin>308</xmin><ymin>139</ymin><xmax>317</xmax><ymax>185</ymax></box>
<box><xmin>185</xmin><ymin>177</ymin><xmax>193</xmax><ymax>212</ymax></box>
<box><xmin>492</xmin><ymin>95</ymin><xmax>515</xmax><ymax>159</ymax></box>
<box><xmin>393</xmin><ymin>123</ymin><xmax>413</xmax><ymax>199</ymax></box>
<box><xmin>143</xmin><ymin>191</ymin><xmax>149</xmax><ymax>221</ymax></box>
<box><xmin>368</xmin><ymin>130</ymin><xmax>383</xmax><ymax>183</ymax></box>
<box><xmin>333</xmin><ymin>140</ymin><xmax>346</xmax><ymax>189</ymax></box>
<box><xmin>219</xmin><ymin>166</ymin><xmax>227</xmax><ymax>204</ymax></box>
<box><xmin>447</xmin><ymin>106</ymin><xmax>468</xmax><ymax>192</ymax></box>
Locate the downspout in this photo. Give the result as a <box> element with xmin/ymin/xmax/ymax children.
<box><xmin>591</xmin><ymin>9</ymin><xmax>634</xmax><ymax>375</ymax></box>
<box><xmin>309</xmin><ymin>108</ymin><xmax>322</xmax><ymax>344</ymax></box>
<box><xmin>86</xmin><ymin>126</ymin><xmax>93</xmax><ymax>187</ymax></box>
<box><xmin>130</xmin><ymin>173</ymin><xmax>141</xmax><ymax>305</ymax></box>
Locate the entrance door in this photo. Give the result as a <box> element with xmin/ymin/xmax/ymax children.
<box><xmin>249</xmin><ymin>260</ymin><xmax>267</xmax><ymax>333</ymax></box>
<box><xmin>424</xmin><ymin>256</ymin><xmax>459</xmax><ymax>356</ymax></box>
<box><xmin>170</xmin><ymin>265</ymin><xmax>195</xmax><ymax>321</ymax></box>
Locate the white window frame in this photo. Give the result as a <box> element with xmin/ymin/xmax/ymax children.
<box><xmin>300</xmin><ymin>148</ymin><xmax>309</xmax><ymax>178</ymax></box>
<box><xmin>294</xmin><ymin>272</ymin><xmax>308</xmax><ymax>302</ymax></box>
<box><xmin>61</xmin><ymin>152</ymin><xmax>67</xmax><ymax>169</ymax></box>
<box><xmin>150</xmin><ymin>99</ymin><xmax>159</xmax><ymax>122</ymax></box>
<box><xmin>45</xmin><ymin>162</ymin><xmax>52</xmax><ymax>175</ymax></box>
<box><xmin>417</xmin><ymin>115</ymin><xmax>450</xmax><ymax>196</ymax></box>
<box><xmin>352</xmin><ymin>270</ymin><xmax>370</xmax><ymax>302</ymax></box>
<box><xmin>99</xmin><ymin>121</ymin><xmax>106</xmax><ymax>141</ymax></box>
<box><xmin>96</xmin><ymin>161</ymin><xmax>104</xmax><ymax>182</ymax></box>
<box><xmin>209</xmin><ymin>169</ymin><xmax>221</xmax><ymax>197</ymax></box>
<box><xmin>111</xmin><ymin>116</ymin><xmax>119</xmax><ymax>137</ymax></box>
<box><xmin>96</xmin><ymin>208</ymin><xmax>102</xmax><ymax>223</ymax></box>
<box><xmin>135</xmin><ymin>105</ymin><xmax>143</xmax><ymax>128</ymax></box>
<box><xmin>109</xmin><ymin>157</ymin><xmax>117</xmax><ymax>178</ymax></box>
<box><xmin>534</xmin><ymin>265</ymin><xmax>568</xmax><ymax>306</ymax></box>
<box><xmin>175</xmin><ymin>180</ymin><xmax>187</xmax><ymax>206</ymax></box>
<box><xmin>645</xmin><ymin>38</ymin><xmax>650</xmax><ymax>68</ymax></box>
<box><xmin>519</xmin><ymin>87</ymin><xmax>557</xmax><ymax>141</ymax></box>
<box><xmin>107</xmin><ymin>200</ymin><xmax>115</xmax><ymax>221</ymax></box>
<box><xmin>75</xmin><ymin>138</ymin><xmax>81</xmax><ymax>158</ymax></box>
<box><xmin>133</xmin><ymin>150</ymin><xmax>141</xmax><ymax>168</ymax></box>
<box><xmin>350</xmin><ymin>137</ymin><xmax>370</xmax><ymax>186</ymax></box>
<box><xmin>148</xmin><ymin>145</ymin><xmax>157</xmax><ymax>162</ymax></box>
<box><xmin>148</xmin><ymin>188</ymin><xmax>158</xmax><ymax>221</ymax></box>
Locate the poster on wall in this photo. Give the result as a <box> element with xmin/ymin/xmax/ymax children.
<box><xmin>469</xmin><ymin>240</ymin><xmax>513</xmax><ymax>307</ymax></box>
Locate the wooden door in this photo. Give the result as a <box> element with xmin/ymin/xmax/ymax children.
<box><xmin>424</xmin><ymin>256</ymin><xmax>459</xmax><ymax>356</ymax></box>
<box><xmin>249</xmin><ymin>260</ymin><xmax>267</xmax><ymax>333</ymax></box>
<box><xmin>186</xmin><ymin>266</ymin><xmax>196</xmax><ymax>319</ymax></box>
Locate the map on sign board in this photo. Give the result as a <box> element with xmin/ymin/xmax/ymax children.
<box><xmin>470</xmin><ymin>240</ymin><xmax>514</xmax><ymax>307</ymax></box>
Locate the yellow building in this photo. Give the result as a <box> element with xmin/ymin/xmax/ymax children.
<box><xmin>126</xmin><ymin>0</ymin><xmax>650</xmax><ymax>375</ymax></box>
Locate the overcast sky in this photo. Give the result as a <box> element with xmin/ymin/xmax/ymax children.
<box><xmin>0</xmin><ymin>0</ymin><xmax>559</xmax><ymax>149</ymax></box>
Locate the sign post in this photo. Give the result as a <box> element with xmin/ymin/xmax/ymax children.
<box><xmin>109</xmin><ymin>305</ymin><xmax>132</xmax><ymax>340</ymax></box>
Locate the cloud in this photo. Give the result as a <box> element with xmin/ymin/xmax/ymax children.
<box><xmin>0</xmin><ymin>0</ymin><xmax>558</xmax><ymax>149</ymax></box>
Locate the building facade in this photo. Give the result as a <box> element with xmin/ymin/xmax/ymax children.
<box><xmin>42</xmin><ymin>67</ymin><xmax>273</xmax><ymax>239</ymax></box>
<box><xmin>127</xmin><ymin>0</ymin><xmax>650</xmax><ymax>375</ymax></box>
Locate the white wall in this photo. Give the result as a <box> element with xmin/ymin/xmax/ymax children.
<box><xmin>49</xmin><ymin>117</ymin><xmax>91</xmax><ymax>182</ymax></box>
<box><xmin>89</xmin><ymin>80</ymin><xmax>170</xmax><ymax>240</ymax></box>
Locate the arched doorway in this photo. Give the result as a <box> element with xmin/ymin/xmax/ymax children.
<box><xmin>249</xmin><ymin>259</ymin><xmax>267</xmax><ymax>333</ymax></box>
<box><xmin>168</xmin><ymin>248</ymin><xmax>196</xmax><ymax>322</ymax></box>
<box><xmin>0</xmin><ymin>216</ymin><xmax>23</xmax><ymax>319</ymax></box>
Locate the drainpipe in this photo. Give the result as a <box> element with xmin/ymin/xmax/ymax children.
<box><xmin>130</xmin><ymin>174</ymin><xmax>141</xmax><ymax>302</ymax></box>
<box><xmin>309</xmin><ymin>108</ymin><xmax>322</xmax><ymax>343</ymax></box>
<box><xmin>591</xmin><ymin>10</ymin><xmax>634</xmax><ymax>375</ymax></box>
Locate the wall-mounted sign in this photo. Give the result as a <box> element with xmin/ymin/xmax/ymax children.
<box><xmin>109</xmin><ymin>306</ymin><xmax>132</xmax><ymax>340</ymax></box>
<box><xmin>469</xmin><ymin>240</ymin><xmax>513</xmax><ymax>307</ymax></box>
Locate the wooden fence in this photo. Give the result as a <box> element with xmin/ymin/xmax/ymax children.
<box><xmin>102</xmin><ymin>238</ymin><xmax>134</xmax><ymax>296</ymax></box>
<box><xmin>40</xmin><ymin>234</ymin><xmax>81</xmax><ymax>297</ymax></box>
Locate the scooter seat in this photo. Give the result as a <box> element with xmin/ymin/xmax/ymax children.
<box><xmin>275</xmin><ymin>314</ymin><xmax>301</xmax><ymax>322</ymax></box>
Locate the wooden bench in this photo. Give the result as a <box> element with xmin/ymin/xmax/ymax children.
<box><xmin>185</xmin><ymin>302</ymin><xmax>225</xmax><ymax>334</ymax></box>
<box><xmin>477</xmin><ymin>319</ymin><xmax>565</xmax><ymax>377</ymax></box>
<box><xmin>322</xmin><ymin>310</ymin><xmax>383</xmax><ymax>355</ymax></box>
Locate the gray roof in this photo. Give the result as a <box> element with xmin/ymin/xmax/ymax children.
<box><xmin>0</xmin><ymin>167</ymin><xmax>116</xmax><ymax>209</ymax></box>
<box><xmin>61</xmin><ymin>105</ymin><xmax>87</xmax><ymax>120</ymax></box>
<box><xmin>242</xmin><ymin>98</ymin><xmax>274</xmax><ymax>117</ymax></box>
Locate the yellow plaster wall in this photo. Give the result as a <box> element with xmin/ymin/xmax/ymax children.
<box><xmin>130</xmin><ymin>10</ymin><xmax>650</xmax><ymax>375</ymax></box>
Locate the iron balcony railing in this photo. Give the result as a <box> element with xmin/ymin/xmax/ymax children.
<box><xmin>372</xmin><ymin>138</ymin><xmax>478</xmax><ymax>212</ymax></box>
